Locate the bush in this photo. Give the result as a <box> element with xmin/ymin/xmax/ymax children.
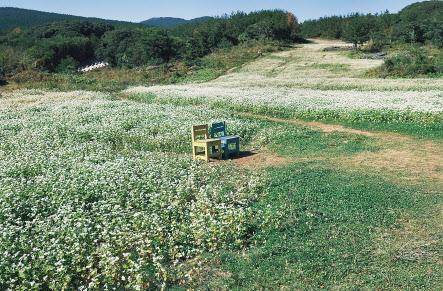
<box><xmin>56</xmin><ymin>56</ymin><xmax>79</xmax><ymax>73</ymax></box>
<box><xmin>378</xmin><ymin>45</ymin><xmax>441</xmax><ymax>77</ymax></box>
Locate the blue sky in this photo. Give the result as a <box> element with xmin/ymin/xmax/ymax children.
<box><xmin>0</xmin><ymin>0</ymin><xmax>424</xmax><ymax>22</ymax></box>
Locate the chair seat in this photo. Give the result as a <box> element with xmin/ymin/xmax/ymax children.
<box><xmin>193</xmin><ymin>138</ymin><xmax>222</xmax><ymax>146</ymax></box>
<box><xmin>219</xmin><ymin>136</ymin><xmax>240</xmax><ymax>143</ymax></box>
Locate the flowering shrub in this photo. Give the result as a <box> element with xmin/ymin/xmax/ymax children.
<box><xmin>0</xmin><ymin>91</ymin><xmax>266</xmax><ymax>289</ymax></box>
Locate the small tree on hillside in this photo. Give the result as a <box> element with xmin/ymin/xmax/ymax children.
<box><xmin>343</xmin><ymin>15</ymin><xmax>373</xmax><ymax>49</ymax></box>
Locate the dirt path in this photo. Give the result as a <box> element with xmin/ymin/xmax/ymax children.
<box><xmin>240</xmin><ymin>112</ymin><xmax>443</xmax><ymax>188</ymax></box>
<box><xmin>240</xmin><ymin>112</ymin><xmax>376</xmax><ymax>137</ymax></box>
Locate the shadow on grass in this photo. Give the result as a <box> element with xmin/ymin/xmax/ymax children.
<box><xmin>226</xmin><ymin>151</ymin><xmax>257</xmax><ymax>160</ymax></box>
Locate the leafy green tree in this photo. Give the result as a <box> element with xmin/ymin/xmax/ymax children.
<box><xmin>426</xmin><ymin>22</ymin><xmax>443</xmax><ymax>48</ymax></box>
<box><xmin>342</xmin><ymin>15</ymin><xmax>374</xmax><ymax>48</ymax></box>
<box><xmin>96</xmin><ymin>28</ymin><xmax>178</xmax><ymax>67</ymax></box>
<box><xmin>299</xmin><ymin>16</ymin><xmax>344</xmax><ymax>39</ymax></box>
<box><xmin>32</xmin><ymin>36</ymin><xmax>94</xmax><ymax>71</ymax></box>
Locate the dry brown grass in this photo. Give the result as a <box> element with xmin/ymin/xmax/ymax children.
<box><xmin>242</xmin><ymin>112</ymin><xmax>443</xmax><ymax>189</ymax></box>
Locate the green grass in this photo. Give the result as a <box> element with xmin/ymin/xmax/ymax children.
<box><xmin>269</xmin><ymin>128</ymin><xmax>378</xmax><ymax>157</ymax></box>
<box><xmin>235</xmin><ymin>107</ymin><xmax>443</xmax><ymax>140</ymax></box>
<box><xmin>194</xmin><ymin>161</ymin><xmax>442</xmax><ymax>289</ymax></box>
<box><xmin>187</xmin><ymin>114</ymin><xmax>442</xmax><ymax>290</ymax></box>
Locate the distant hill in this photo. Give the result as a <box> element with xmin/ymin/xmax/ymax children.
<box><xmin>141</xmin><ymin>17</ymin><xmax>188</xmax><ymax>28</ymax></box>
<box><xmin>398</xmin><ymin>0</ymin><xmax>443</xmax><ymax>21</ymax></box>
<box><xmin>0</xmin><ymin>7</ymin><xmax>140</xmax><ymax>31</ymax></box>
<box><xmin>140</xmin><ymin>16</ymin><xmax>213</xmax><ymax>28</ymax></box>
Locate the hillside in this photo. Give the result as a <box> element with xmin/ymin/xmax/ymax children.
<box><xmin>399</xmin><ymin>0</ymin><xmax>443</xmax><ymax>20</ymax></box>
<box><xmin>0</xmin><ymin>7</ymin><xmax>213</xmax><ymax>31</ymax></box>
<box><xmin>0</xmin><ymin>7</ymin><xmax>139</xmax><ymax>31</ymax></box>
<box><xmin>141</xmin><ymin>16</ymin><xmax>213</xmax><ymax>28</ymax></box>
<box><xmin>140</xmin><ymin>17</ymin><xmax>188</xmax><ymax>28</ymax></box>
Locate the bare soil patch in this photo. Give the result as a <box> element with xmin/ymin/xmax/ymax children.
<box><xmin>241</xmin><ymin>112</ymin><xmax>443</xmax><ymax>186</ymax></box>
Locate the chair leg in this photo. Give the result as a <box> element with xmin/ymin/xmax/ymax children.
<box><xmin>218</xmin><ymin>142</ymin><xmax>222</xmax><ymax>160</ymax></box>
<box><xmin>205</xmin><ymin>144</ymin><xmax>210</xmax><ymax>162</ymax></box>
<box><xmin>192</xmin><ymin>145</ymin><xmax>197</xmax><ymax>160</ymax></box>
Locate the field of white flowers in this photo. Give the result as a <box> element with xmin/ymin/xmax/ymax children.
<box><xmin>126</xmin><ymin>40</ymin><xmax>443</xmax><ymax>114</ymax></box>
<box><xmin>126</xmin><ymin>85</ymin><xmax>443</xmax><ymax>113</ymax></box>
<box><xmin>0</xmin><ymin>90</ymin><xmax>274</xmax><ymax>289</ymax></box>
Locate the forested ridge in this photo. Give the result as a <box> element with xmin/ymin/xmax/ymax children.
<box><xmin>0</xmin><ymin>7</ymin><xmax>141</xmax><ymax>31</ymax></box>
<box><xmin>141</xmin><ymin>17</ymin><xmax>213</xmax><ymax>28</ymax></box>
<box><xmin>300</xmin><ymin>1</ymin><xmax>442</xmax><ymax>48</ymax></box>
<box><xmin>0</xmin><ymin>10</ymin><xmax>299</xmax><ymax>76</ymax></box>
<box><xmin>0</xmin><ymin>7</ymin><xmax>211</xmax><ymax>31</ymax></box>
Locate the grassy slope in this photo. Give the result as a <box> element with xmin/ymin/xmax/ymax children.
<box><xmin>206</xmin><ymin>162</ymin><xmax>442</xmax><ymax>289</ymax></box>
<box><xmin>228</xmin><ymin>124</ymin><xmax>440</xmax><ymax>289</ymax></box>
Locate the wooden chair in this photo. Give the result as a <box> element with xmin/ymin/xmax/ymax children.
<box><xmin>192</xmin><ymin>124</ymin><xmax>222</xmax><ymax>162</ymax></box>
<box><xmin>210</xmin><ymin>121</ymin><xmax>240</xmax><ymax>158</ymax></box>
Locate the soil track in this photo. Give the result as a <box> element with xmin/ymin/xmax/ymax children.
<box><xmin>241</xmin><ymin>112</ymin><xmax>443</xmax><ymax>188</ymax></box>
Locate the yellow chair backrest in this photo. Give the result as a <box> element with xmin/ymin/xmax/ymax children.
<box><xmin>192</xmin><ymin>125</ymin><xmax>209</xmax><ymax>142</ymax></box>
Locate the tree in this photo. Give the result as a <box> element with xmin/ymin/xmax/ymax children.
<box><xmin>342</xmin><ymin>15</ymin><xmax>374</xmax><ymax>49</ymax></box>
<box><xmin>96</xmin><ymin>28</ymin><xmax>179</xmax><ymax>67</ymax></box>
<box><xmin>426</xmin><ymin>22</ymin><xmax>443</xmax><ymax>48</ymax></box>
